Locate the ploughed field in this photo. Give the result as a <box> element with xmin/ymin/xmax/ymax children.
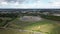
<box><xmin>0</xmin><ymin>16</ymin><xmax>60</xmax><ymax>34</ymax></box>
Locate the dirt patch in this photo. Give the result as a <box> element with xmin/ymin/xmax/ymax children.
<box><xmin>20</xmin><ymin>16</ymin><xmax>42</xmax><ymax>22</ymax></box>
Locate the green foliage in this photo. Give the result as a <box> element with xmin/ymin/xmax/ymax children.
<box><xmin>50</xmin><ymin>26</ymin><xmax>60</xmax><ymax>34</ymax></box>
<box><xmin>40</xmin><ymin>14</ymin><xmax>60</xmax><ymax>21</ymax></box>
<box><xmin>0</xmin><ymin>13</ymin><xmax>19</xmax><ymax>18</ymax></box>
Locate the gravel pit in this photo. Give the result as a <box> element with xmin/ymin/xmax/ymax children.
<box><xmin>20</xmin><ymin>16</ymin><xmax>42</xmax><ymax>22</ymax></box>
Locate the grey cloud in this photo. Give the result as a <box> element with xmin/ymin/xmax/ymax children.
<box><xmin>5</xmin><ymin>0</ymin><xmax>25</xmax><ymax>3</ymax></box>
<box><xmin>6</xmin><ymin>0</ymin><xmax>17</xmax><ymax>2</ymax></box>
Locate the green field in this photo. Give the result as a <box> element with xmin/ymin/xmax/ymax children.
<box><xmin>0</xmin><ymin>18</ymin><xmax>59</xmax><ymax>34</ymax></box>
<box><xmin>0</xmin><ymin>16</ymin><xmax>60</xmax><ymax>34</ymax></box>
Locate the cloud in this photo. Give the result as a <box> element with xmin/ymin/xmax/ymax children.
<box><xmin>48</xmin><ymin>0</ymin><xmax>60</xmax><ymax>8</ymax></box>
<box><xmin>5</xmin><ymin>0</ymin><xmax>17</xmax><ymax>2</ymax></box>
<box><xmin>5</xmin><ymin>0</ymin><xmax>29</xmax><ymax>4</ymax></box>
<box><xmin>0</xmin><ymin>2</ymin><xmax>8</xmax><ymax>5</ymax></box>
<box><xmin>51</xmin><ymin>2</ymin><xmax>60</xmax><ymax>6</ymax></box>
<box><xmin>0</xmin><ymin>0</ymin><xmax>60</xmax><ymax>8</ymax></box>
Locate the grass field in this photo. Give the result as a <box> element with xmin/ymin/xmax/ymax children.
<box><xmin>0</xmin><ymin>17</ymin><xmax>60</xmax><ymax>34</ymax></box>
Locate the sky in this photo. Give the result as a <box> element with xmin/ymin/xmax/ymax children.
<box><xmin>0</xmin><ymin>0</ymin><xmax>60</xmax><ymax>9</ymax></box>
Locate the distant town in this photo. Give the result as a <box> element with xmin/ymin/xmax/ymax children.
<box><xmin>0</xmin><ymin>9</ymin><xmax>60</xmax><ymax>16</ymax></box>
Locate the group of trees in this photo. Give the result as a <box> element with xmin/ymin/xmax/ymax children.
<box><xmin>40</xmin><ymin>14</ymin><xmax>60</xmax><ymax>21</ymax></box>
<box><xmin>0</xmin><ymin>13</ymin><xmax>19</xmax><ymax>18</ymax></box>
<box><xmin>0</xmin><ymin>13</ymin><xmax>20</xmax><ymax>29</ymax></box>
